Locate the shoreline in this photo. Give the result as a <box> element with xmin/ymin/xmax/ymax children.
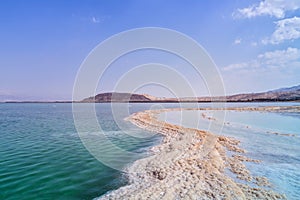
<box><xmin>98</xmin><ymin>106</ymin><xmax>299</xmax><ymax>199</ymax></box>
<box><xmin>2</xmin><ymin>100</ymin><xmax>300</xmax><ymax>103</ymax></box>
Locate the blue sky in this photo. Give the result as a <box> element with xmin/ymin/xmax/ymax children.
<box><xmin>0</xmin><ymin>0</ymin><xmax>300</xmax><ymax>100</ymax></box>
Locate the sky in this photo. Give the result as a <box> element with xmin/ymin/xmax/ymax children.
<box><xmin>0</xmin><ymin>0</ymin><xmax>300</xmax><ymax>100</ymax></box>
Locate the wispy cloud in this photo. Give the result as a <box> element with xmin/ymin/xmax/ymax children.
<box><xmin>91</xmin><ymin>16</ymin><xmax>101</xmax><ymax>23</ymax></box>
<box><xmin>262</xmin><ymin>16</ymin><xmax>300</xmax><ymax>44</ymax></box>
<box><xmin>234</xmin><ymin>38</ymin><xmax>242</xmax><ymax>45</ymax></box>
<box><xmin>222</xmin><ymin>62</ymin><xmax>249</xmax><ymax>71</ymax></box>
<box><xmin>233</xmin><ymin>0</ymin><xmax>300</xmax><ymax>19</ymax></box>
<box><xmin>223</xmin><ymin>47</ymin><xmax>300</xmax><ymax>71</ymax></box>
<box><xmin>251</xmin><ymin>42</ymin><xmax>258</xmax><ymax>47</ymax></box>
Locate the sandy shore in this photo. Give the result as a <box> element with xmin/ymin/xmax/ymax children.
<box><xmin>98</xmin><ymin>106</ymin><xmax>299</xmax><ymax>200</ymax></box>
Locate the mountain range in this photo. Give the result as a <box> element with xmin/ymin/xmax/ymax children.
<box><xmin>82</xmin><ymin>84</ymin><xmax>300</xmax><ymax>103</ymax></box>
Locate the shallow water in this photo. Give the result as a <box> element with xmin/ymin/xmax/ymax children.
<box><xmin>161</xmin><ymin>103</ymin><xmax>300</xmax><ymax>200</ymax></box>
<box><xmin>1</xmin><ymin>102</ymin><xmax>299</xmax><ymax>199</ymax></box>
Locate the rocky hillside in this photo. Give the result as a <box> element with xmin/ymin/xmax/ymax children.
<box><xmin>82</xmin><ymin>92</ymin><xmax>156</xmax><ymax>102</ymax></box>
<box><xmin>81</xmin><ymin>84</ymin><xmax>300</xmax><ymax>103</ymax></box>
<box><xmin>225</xmin><ymin>85</ymin><xmax>300</xmax><ymax>102</ymax></box>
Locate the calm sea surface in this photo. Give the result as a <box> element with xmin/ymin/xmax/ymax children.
<box><xmin>0</xmin><ymin>102</ymin><xmax>299</xmax><ymax>199</ymax></box>
<box><xmin>0</xmin><ymin>103</ymin><xmax>163</xmax><ymax>200</ymax></box>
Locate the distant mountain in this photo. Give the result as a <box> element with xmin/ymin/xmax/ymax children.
<box><xmin>0</xmin><ymin>94</ymin><xmax>27</xmax><ymax>102</ymax></box>
<box><xmin>270</xmin><ymin>85</ymin><xmax>300</xmax><ymax>93</ymax></box>
<box><xmin>82</xmin><ymin>92</ymin><xmax>159</xmax><ymax>103</ymax></box>
<box><xmin>224</xmin><ymin>84</ymin><xmax>300</xmax><ymax>102</ymax></box>
<box><xmin>82</xmin><ymin>85</ymin><xmax>300</xmax><ymax>103</ymax></box>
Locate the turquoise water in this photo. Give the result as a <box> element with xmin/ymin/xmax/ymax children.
<box><xmin>1</xmin><ymin>102</ymin><xmax>299</xmax><ymax>199</ymax></box>
<box><xmin>0</xmin><ymin>103</ymin><xmax>162</xmax><ymax>200</ymax></box>
<box><xmin>161</xmin><ymin>103</ymin><xmax>300</xmax><ymax>200</ymax></box>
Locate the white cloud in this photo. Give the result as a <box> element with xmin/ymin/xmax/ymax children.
<box><xmin>258</xmin><ymin>47</ymin><xmax>300</xmax><ymax>65</ymax></box>
<box><xmin>222</xmin><ymin>62</ymin><xmax>248</xmax><ymax>71</ymax></box>
<box><xmin>223</xmin><ymin>47</ymin><xmax>300</xmax><ymax>71</ymax></box>
<box><xmin>91</xmin><ymin>16</ymin><xmax>101</xmax><ymax>23</ymax></box>
<box><xmin>263</xmin><ymin>16</ymin><xmax>300</xmax><ymax>44</ymax></box>
<box><xmin>234</xmin><ymin>38</ymin><xmax>242</xmax><ymax>45</ymax></box>
<box><xmin>234</xmin><ymin>0</ymin><xmax>300</xmax><ymax>19</ymax></box>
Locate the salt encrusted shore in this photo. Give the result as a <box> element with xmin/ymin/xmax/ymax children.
<box><xmin>99</xmin><ymin>106</ymin><xmax>300</xmax><ymax>200</ymax></box>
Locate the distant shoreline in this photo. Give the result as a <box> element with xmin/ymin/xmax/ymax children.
<box><xmin>3</xmin><ymin>84</ymin><xmax>300</xmax><ymax>103</ymax></box>
<box><xmin>2</xmin><ymin>100</ymin><xmax>300</xmax><ymax>103</ymax></box>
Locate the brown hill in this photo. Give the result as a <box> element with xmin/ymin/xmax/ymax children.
<box><xmin>81</xmin><ymin>85</ymin><xmax>300</xmax><ymax>103</ymax></box>
<box><xmin>225</xmin><ymin>85</ymin><xmax>300</xmax><ymax>102</ymax></box>
<box><xmin>82</xmin><ymin>92</ymin><xmax>154</xmax><ymax>103</ymax></box>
